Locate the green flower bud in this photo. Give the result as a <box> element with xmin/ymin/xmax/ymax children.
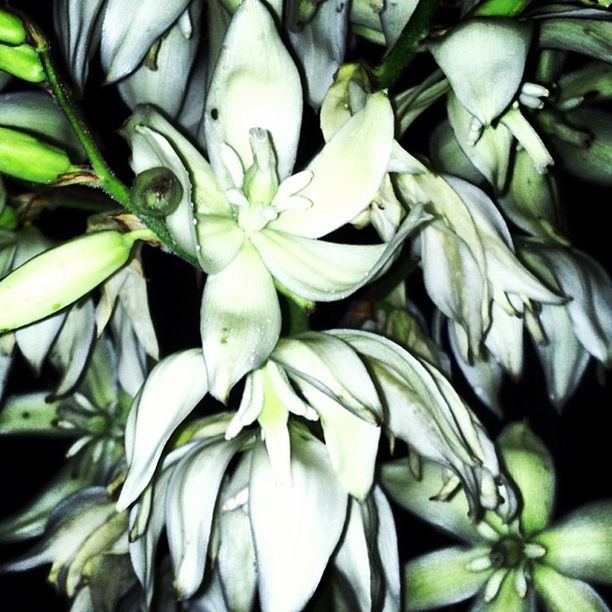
<box><xmin>130</xmin><ymin>166</ymin><xmax>183</xmax><ymax>217</ymax></box>
<box><xmin>0</xmin><ymin>9</ymin><xmax>27</xmax><ymax>45</ymax></box>
<box><xmin>0</xmin><ymin>230</ymin><xmax>147</xmax><ymax>332</ymax></box>
<box><xmin>0</xmin><ymin>126</ymin><xmax>73</xmax><ymax>183</ymax></box>
<box><xmin>0</xmin><ymin>42</ymin><xmax>44</xmax><ymax>82</ymax></box>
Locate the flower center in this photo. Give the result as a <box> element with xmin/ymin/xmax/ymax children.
<box><xmin>490</xmin><ymin>536</ymin><xmax>524</xmax><ymax>568</ymax></box>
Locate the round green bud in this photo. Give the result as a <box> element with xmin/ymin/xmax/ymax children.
<box><xmin>130</xmin><ymin>167</ymin><xmax>183</xmax><ymax>217</ymax></box>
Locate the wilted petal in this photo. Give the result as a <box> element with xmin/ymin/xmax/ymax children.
<box><xmin>204</xmin><ymin>0</ymin><xmax>302</xmax><ymax>183</ymax></box>
<box><xmin>429</xmin><ymin>18</ymin><xmax>532</xmax><ymax>125</ymax></box>
<box><xmin>270</xmin><ymin>92</ymin><xmax>394</xmax><ymax>238</ymax></box>
<box><xmin>535</xmin><ymin>501</ymin><xmax>612</xmax><ymax>584</ymax></box>
<box><xmin>101</xmin><ymin>0</ymin><xmax>191</xmax><ymax>82</ymax></box>
<box><xmin>200</xmin><ymin>242</ymin><xmax>281</xmax><ymax>402</ymax></box>
<box><xmin>532</xmin><ymin>564</ymin><xmax>609</xmax><ymax>612</ymax></box>
<box><xmin>166</xmin><ymin>436</ymin><xmax>244</xmax><ymax>599</ymax></box>
<box><xmin>249</xmin><ymin>431</ymin><xmax>348</xmax><ymax>612</ymax></box>
<box><xmin>117</xmin><ymin>349</ymin><xmax>208</xmax><ymax>510</ymax></box>
<box><xmin>403</xmin><ymin>546</ymin><xmax>492</xmax><ymax>611</ymax></box>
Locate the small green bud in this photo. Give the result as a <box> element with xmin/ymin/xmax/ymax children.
<box><xmin>0</xmin><ymin>42</ymin><xmax>44</xmax><ymax>82</ymax></box>
<box><xmin>130</xmin><ymin>167</ymin><xmax>183</xmax><ymax>217</ymax></box>
<box><xmin>0</xmin><ymin>9</ymin><xmax>27</xmax><ymax>46</ymax></box>
<box><xmin>0</xmin><ymin>126</ymin><xmax>73</xmax><ymax>183</ymax></box>
<box><xmin>0</xmin><ymin>230</ymin><xmax>146</xmax><ymax>332</ymax></box>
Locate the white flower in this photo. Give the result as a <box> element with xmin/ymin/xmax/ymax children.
<box><xmin>125</xmin><ymin>0</ymin><xmax>428</xmax><ymax>400</ymax></box>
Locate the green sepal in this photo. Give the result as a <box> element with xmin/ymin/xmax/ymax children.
<box><xmin>471</xmin><ymin>0</ymin><xmax>532</xmax><ymax>17</ymax></box>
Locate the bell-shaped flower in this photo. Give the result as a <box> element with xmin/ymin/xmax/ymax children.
<box><xmin>125</xmin><ymin>0</ymin><xmax>428</xmax><ymax>401</ymax></box>
<box><xmin>519</xmin><ymin>241</ymin><xmax>612</xmax><ymax>407</ymax></box>
<box><xmin>382</xmin><ymin>422</ymin><xmax>612</xmax><ymax>610</ymax></box>
<box><xmin>395</xmin><ymin>154</ymin><xmax>562</xmax><ymax>358</ymax></box>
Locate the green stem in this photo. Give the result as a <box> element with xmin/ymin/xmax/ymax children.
<box><xmin>27</xmin><ymin>23</ymin><xmax>197</xmax><ymax>267</ymax></box>
<box><xmin>372</xmin><ymin>0</ymin><xmax>440</xmax><ymax>90</ymax></box>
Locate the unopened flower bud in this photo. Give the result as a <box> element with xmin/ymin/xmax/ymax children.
<box><xmin>0</xmin><ymin>229</ymin><xmax>149</xmax><ymax>332</ymax></box>
<box><xmin>0</xmin><ymin>126</ymin><xmax>74</xmax><ymax>183</ymax></box>
<box><xmin>0</xmin><ymin>9</ymin><xmax>27</xmax><ymax>45</ymax></box>
<box><xmin>130</xmin><ymin>166</ymin><xmax>183</xmax><ymax>217</ymax></box>
<box><xmin>0</xmin><ymin>42</ymin><xmax>44</xmax><ymax>82</ymax></box>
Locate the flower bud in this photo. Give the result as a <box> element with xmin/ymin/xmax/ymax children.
<box><xmin>0</xmin><ymin>126</ymin><xmax>74</xmax><ymax>183</ymax></box>
<box><xmin>0</xmin><ymin>230</ymin><xmax>146</xmax><ymax>332</ymax></box>
<box><xmin>0</xmin><ymin>42</ymin><xmax>44</xmax><ymax>82</ymax></box>
<box><xmin>0</xmin><ymin>9</ymin><xmax>27</xmax><ymax>45</ymax></box>
<box><xmin>130</xmin><ymin>166</ymin><xmax>183</xmax><ymax>217</ymax></box>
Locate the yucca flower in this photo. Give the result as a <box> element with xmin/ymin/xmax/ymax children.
<box><xmin>125</xmin><ymin>0</ymin><xmax>428</xmax><ymax>400</ymax></box>
<box><xmin>383</xmin><ymin>423</ymin><xmax>612</xmax><ymax>611</ymax></box>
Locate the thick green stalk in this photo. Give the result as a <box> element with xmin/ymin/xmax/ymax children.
<box><xmin>372</xmin><ymin>0</ymin><xmax>440</xmax><ymax>90</ymax></box>
<box><xmin>26</xmin><ymin>22</ymin><xmax>197</xmax><ymax>266</ymax></box>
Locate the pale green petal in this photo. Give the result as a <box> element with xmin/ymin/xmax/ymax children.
<box><xmin>381</xmin><ymin>458</ymin><xmax>480</xmax><ymax>543</ymax></box>
<box><xmin>200</xmin><ymin>242</ymin><xmax>281</xmax><ymax>402</ymax></box>
<box><xmin>225</xmin><ymin>367</ymin><xmax>265</xmax><ymax>439</ymax></box>
<box><xmin>272</xmin><ymin>331</ymin><xmax>382</xmax><ymax>424</ymax></box>
<box><xmin>535</xmin><ymin>501</ymin><xmax>612</xmax><ymax>584</ymax></box>
<box><xmin>204</xmin><ymin>0</ymin><xmax>302</xmax><ymax>182</ymax></box>
<box><xmin>533</xmin><ymin>564</ymin><xmax>610</xmax><ymax>612</ymax></box>
<box><xmin>117</xmin><ymin>349</ymin><xmax>208</xmax><ymax>511</ymax></box>
<box><xmin>254</xmin><ymin>204</ymin><xmax>427</xmax><ymax>301</ymax></box>
<box><xmin>404</xmin><ymin>546</ymin><xmax>492</xmax><ymax>610</ymax></box>
<box><xmin>101</xmin><ymin>0</ymin><xmax>191</xmax><ymax>82</ymax></box>
<box><xmin>538</xmin><ymin>18</ymin><xmax>612</xmax><ymax>63</ymax></box>
<box><xmin>497</xmin><ymin>423</ymin><xmax>555</xmax><ymax>535</ymax></box>
<box><xmin>194</xmin><ymin>215</ymin><xmax>244</xmax><ymax>274</ymax></box>
<box><xmin>299</xmin><ymin>381</ymin><xmax>380</xmax><ymax>500</ymax></box>
<box><xmin>15</xmin><ymin>311</ymin><xmax>66</xmax><ymax>375</ymax></box>
<box><xmin>166</xmin><ymin>436</ymin><xmax>244</xmax><ymax>599</ymax></box>
<box><xmin>269</xmin><ymin>92</ymin><xmax>394</xmax><ymax>238</ymax></box>
<box><xmin>249</xmin><ymin>431</ymin><xmax>348</xmax><ymax>612</ymax></box>
<box><xmin>429</xmin><ymin>18</ymin><xmax>532</xmax><ymax>124</ymax></box>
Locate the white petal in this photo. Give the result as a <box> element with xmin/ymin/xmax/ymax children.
<box><xmin>166</xmin><ymin>436</ymin><xmax>244</xmax><ymax>599</ymax></box>
<box><xmin>200</xmin><ymin>242</ymin><xmax>281</xmax><ymax>402</ymax></box>
<box><xmin>254</xmin><ymin>204</ymin><xmax>428</xmax><ymax>302</ymax></box>
<box><xmin>287</xmin><ymin>0</ymin><xmax>348</xmax><ymax>108</ymax></box>
<box><xmin>117</xmin><ymin>349</ymin><xmax>208</xmax><ymax>510</ymax></box>
<box><xmin>226</xmin><ymin>367</ymin><xmax>265</xmax><ymax>439</ymax></box>
<box><xmin>300</xmin><ymin>381</ymin><xmax>380</xmax><ymax>500</ymax></box>
<box><xmin>269</xmin><ymin>92</ymin><xmax>394</xmax><ymax>238</ymax></box>
<box><xmin>204</xmin><ymin>0</ymin><xmax>302</xmax><ymax>183</ymax></box>
<box><xmin>250</xmin><ymin>432</ymin><xmax>348</xmax><ymax>612</ymax></box>
<box><xmin>429</xmin><ymin>19</ymin><xmax>532</xmax><ymax>125</ymax></box>
<box><xmin>195</xmin><ymin>214</ymin><xmax>245</xmax><ymax>274</ymax></box>
<box><xmin>101</xmin><ymin>0</ymin><xmax>191</xmax><ymax>82</ymax></box>
<box><xmin>272</xmin><ymin>332</ymin><xmax>381</xmax><ymax>424</ymax></box>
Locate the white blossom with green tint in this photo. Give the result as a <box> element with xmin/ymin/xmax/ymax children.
<box><xmin>382</xmin><ymin>423</ymin><xmax>612</xmax><ymax>611</ymax></box>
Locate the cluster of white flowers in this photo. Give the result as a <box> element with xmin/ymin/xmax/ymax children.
<box><xmin>0</xmin><ymin>0</ymin><xmax>610</xmax><ymax>610</ymax></box>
